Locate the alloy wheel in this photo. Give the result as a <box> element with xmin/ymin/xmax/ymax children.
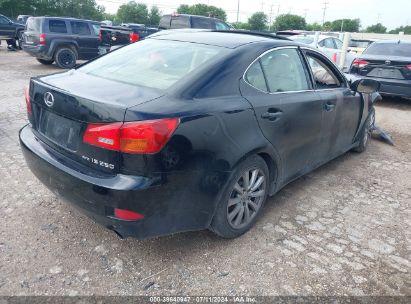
<box><xmin>227</xmin><ymin>168</ymin><xmax>266</xmax><ymax>229</ymax></box>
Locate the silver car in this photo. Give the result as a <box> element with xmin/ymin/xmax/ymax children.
<box><xmin>289</xmin><ymin>34</ymin><xmax>356</xmax><ymax>72</ymax></box>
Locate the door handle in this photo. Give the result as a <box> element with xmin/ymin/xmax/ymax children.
<box><xmin>261</xmin><ymin>111</ymin><xmax>283</xmax><ymax>121</ymax></box>
<box><xmin>324</xmin><ymin>103</ymin><xmax>335</xmax><ymax>111</ymax></box>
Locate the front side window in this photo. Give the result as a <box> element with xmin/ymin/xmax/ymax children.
<box><xmin>78</xmin><ymin>39</ymin><xmax>230</xmax><ymax>90</ymax></box>
<box><xmin>319</xmin><ymin>38</ymin><xmax>336</xmax><ymax>49</ymax></box>
<box><xmin>71</xmin><ymin>21</ymin><xmax>91</xmax><ymax>35</ymax></box>
<box><xmin>334</xmin><ymin>39</ymin><xmax>343</xmax><ymax>49</ymax></box>
<box><xmin>306</xmin><ymin>54</ymin><xmax>341</xmax><ymax>89</ymax></box>
<box><xmin>259</xmin><ymin>48</ymin><xmax>310</xmax><ymax>93</ymax></box>
<box><xmin>49</xmin><ymin>20</ymin><xmax>67</xmax><ymax>33</ymax></box>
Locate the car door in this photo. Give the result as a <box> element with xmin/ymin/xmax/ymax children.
<box><xmin>70</xmin><ymin>21</ymin><xmax>99</xmax><ymax>60</ymax></box>
<box><xmin>303</xmin><ymin>50</ymin><xmax>361</xmax><ymax>160</ymax></box>
<box><xmin>240</xmin><ymin>47</ymin><xmax>324</xmax><ymax>183</ymax></box>
<box><xmin>0</xmin><ymin>15</ymin><xmax>13</xmax><ymax>38</ymax></box>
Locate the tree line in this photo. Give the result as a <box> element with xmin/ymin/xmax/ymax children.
<box><xmin>1</xmin><ymin>0</ymin><xmax>409</xmax><ymax>34</ymax></box>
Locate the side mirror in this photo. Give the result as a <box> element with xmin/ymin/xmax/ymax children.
<box><xmin>350</xmin><ymin>79</ymin><xmax>380</xmax><ymax>94</ymax></box>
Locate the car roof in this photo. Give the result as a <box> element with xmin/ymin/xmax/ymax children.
<box><xmin>149</xmin><ymin>30</ymin><xmax>295</xmax><ymax>49</ymax></box>
<box><xmin>372</xmin><ymin>39</ymin><xmax>411</xmax><ymax>45</ymax></box>
<box><xmin>29</xmin><ymin>16</ymin><xmax>100</xmax><ymax>23</ymax></box>
<box><xmin>162</xmin><ymin>14</ymin><xmax>225</xmax><ymax>21</ymax></box>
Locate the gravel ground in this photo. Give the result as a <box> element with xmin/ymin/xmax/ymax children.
<box><xmin>0</xmin><ymin>49</ymin><xmax>410</xmax><ymax>297</ymax></box>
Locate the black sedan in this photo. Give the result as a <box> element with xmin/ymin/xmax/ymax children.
<box><xmin>20</xmin><ymin>30</ymin><xmax>380</xmax><ymax>239</ymax></box>
<box><xmin>350</xmin><ymin>40</ymin><xmax>411</xmax><ymax>98</ymax></box>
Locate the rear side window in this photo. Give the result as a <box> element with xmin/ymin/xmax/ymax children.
<box><xmin>334</xmin><ymin>39</ymin><xmax>343</xmax><ymax>49</ymax></box>
<box><xmin>159</xmin><ymin>15</ymin><xmax>171</xmax><ymax>29</ymax></box>
<box><xmin>245</xmin><ymin>61</ymin><xmax>268</xmax><ymax>92</ymax></box>
<box><xmin>319</xmin><ymin>38</ymin><xmax>336</xmax><ymax>49</ymax></box>
<box><xmin>26</xmin><ymin>18</ymin><xmax>41</xmax><ymax>32</ymax></box>
<box><xmin>0</xmin><ymin>16</ymin><xmax>9</xmax><ymax>24</ymax></box>
<box><xmin>71</xmin><ymin>21</ymin><xmax>91</xmax><ymax>35</ymax></box>
<box><xmin>364</xmin><ymin>43</ymin><xmax>411</xmax><ymax>56</ymax></box>
<box><xmin>91</xmin><ymin>24</ymin><xmax>100</xmax><ymax>36</ymax></box>
<box><xmin>49</xmin><ymin>20</ymin><xmax>67</xmax><ymax>33</ymax></box>
<box><xmin>259</xmin><ymin>48</ymin><xmax>310</xmax><ymax>93</ymax></box>
<box><xmin>191</xmin><ymin>17</ymin><xmax>212</xmax><ymax>29</ymax></box>
<box><xmin>170</xmin><ymin>16</ymin><xmax>190</xmax><ymax>29</ymax></box>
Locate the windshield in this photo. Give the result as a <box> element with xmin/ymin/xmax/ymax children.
<box><xmin>364</xmin><ymin>43</ymin><xmax>411</xmax><ymax>57</ymax></box>
<box><xmin>290</xmin><ymin>36</ymin><xmax>314</xmax><ymax>45</ymax></box>
<box><xmin>79</xmin><ymin>39</ymin><xmax>229</xmax><ymax>90</ymax></box>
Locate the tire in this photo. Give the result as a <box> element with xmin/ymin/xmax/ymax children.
<box><xmin>353</xmin><ymin>107</ymin><xmax>375</xmax><ymax>153</ymax></box>
<box><xmin>36</xmin><ymin>58</ymin><xmax>54</xmax><ymax>65</ymax></box>
<box><xmin>54</xmin><ymin>47</ymin><xmax>77</xmax><ymax>69</ymax></box>
<box><xmin>210</xmin><ymin>155</ymin><xmax>269</xmax><ymax>238</ymax></box>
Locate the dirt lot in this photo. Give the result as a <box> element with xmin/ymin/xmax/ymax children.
<box><xmin>0</xmin><ymin>48</ymin><xmax>410</xmax><ymax>297</ymax></box>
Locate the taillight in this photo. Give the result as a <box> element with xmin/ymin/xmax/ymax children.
<box><xmin>352</xmin><ymin>60</ymin><xmax>369</xmax><ymax>69</ymax></box>
<box><xmin>39</xmin><ymin>33</ymin><xmax>46</xmax><ymax>45</ymax></box>
<box><xmin>99</xmin><ymin>30</ymin><xmax>102</xmax><ymax>42</ymax></box>
<box><xmin>407</xmin><ymin>64</ymin><xmax>411</xmax><ymax>70</ymax></box>
<box><xmin>129</xmin><ymin>32</ymin><xmax>140</xmax><ymax>43</ymax></box>
<box><xmin>83</xmin><ymin>118</ymin><xmax>179</xmax><ymax>154</ymax></box>
<box><xmin>114</xmin><ymin>208</ymin><xmax>144</xmax><ymax>221</ymax></box>
<box><xmin>24</xmin><ymin>87</ymin><xmax>32</xmax><ymax>115</ymax></box>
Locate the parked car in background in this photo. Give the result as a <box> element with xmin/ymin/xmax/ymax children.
<box><xmin>159</xmin><ymin>14</ymin><xmax>232</xmax><ymax>30</ymax></box>
<box><xmin>349</xmin><ymin>40</ymin><xmax>411</xmax><ymax>98</ymax></box>
<box><xmin>289</xmin><ymin>34</ymin><xmax>356</xmax><ymax>72</ymax></box>
<box><xmin>348</xmin><ymin>39</ymin><xmax>376</xmax><ymax>56</ymax></box>
<box><xmin>17</xmin><ymin>15</ymin><xmax>32</xmax><ymax>24</ymax></box>
<box><xmin>99</xmin><ymin>23</ymin><xmax>158</xmax><ymax>54</ymax></box>
<box><xmin>20</xmin><ymin>30</ymin><xmax>380</xmax><ymax>239</ymax></box>
<box><xmin>0</xmin><ymin>14</ymin><xmax>25</xmax><ymax>49</ymax></box>
<box><xmin>22</xmin><ymin>16</ymin><xmax>101</xmax><ymax>68</ymax></box>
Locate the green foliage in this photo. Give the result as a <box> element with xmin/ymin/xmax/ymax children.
<box><xmin>365</xmin><ymin>23</ymin><xmax>387</xmax><ymax>33</ymax></box>
<box><xmin>273</xmin><ymin>14</ymin><xmax>306</xmax><ymax>31</ymax></box>
<box><xmin>176</xmin><ymin>4</ymin><xmax>227</xmax><ymax>21</ymax></box>
<box><xmin>0</xmin><ymin>0</ymin><xmax>105</xmax><ymax>20</ymax></box>
<box><xmin>389</xmin><ymin>25</ymin><xmax>411</xmax><ymax>34</ymax></box>
<box><xmin>231</xmin><ymin>22</ymin><xmax>250</xmax><ymax>30</ymax></box>
<box><xmin>148</xmin><ymin>5</ymin><xmax>161</xmax><ymax>26</ymax></box>
<box><xmin>306</xmin><ymin>22</ymin><xmax>323</xmax><ymax>31</ymax></box>
<box><xmin>248</xmin><ymin>12</ymin><xmax>267</xmax><ymax>31</ymax></box>
<box><xmin>116</xmin><ymin>1</ymin><xmax>148</xmax><ymax>24</ymax></box>
<box><xmin>325</xmin><ymin>19</ymin><xmax>360</xmax><ymax>32</ymax></box>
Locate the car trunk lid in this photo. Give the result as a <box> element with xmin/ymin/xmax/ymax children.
<box><xmin>355</xmin><ymin>55</ymin><xmax>411</xmax><ymax>80</ymax></box>
<box><xmin>29</xmin><ymin>70</ymin><xmax>164</xmax><ymax>174</ymax></box>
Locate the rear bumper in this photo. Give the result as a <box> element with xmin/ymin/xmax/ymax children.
<box><xmin>19</xmin><ymin>124</ymin><xmax>220</xmax><ymax>239</ymax></box>
<box><xmin>22</xmin><ymin>44</ymin><xmax>51</xmax><ymax>60</ymax></box>
<box><xmin>352</xmin><ymin>74</ymin><xmax>411</xmax><ymax>98</ymax></box>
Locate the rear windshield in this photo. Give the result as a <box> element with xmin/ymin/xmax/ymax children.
<box><xmin>26</xmin><ymin>18</ymin><xmax>41</xmax><ymax>32</ymax></box>
<box><xmin>78</xmin><ymin>39</ymin><xmax>230</xmax><ymax>90</ymax></box>
<box><xmin>291</xmin><ymin>36</ymin><xmax>314</xmax><ymax>45</ymax></box>
<box><xmin>364</xmin><ymin>43</ymin><xmax>411</xmax><ymax>56</ymax></box>
<box><xmin>350</xmin><ymin>40</ymin><xmax>372</xmax><ymax>48</ymax></box>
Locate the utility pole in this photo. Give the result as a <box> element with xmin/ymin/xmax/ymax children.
<box><xmin>268</xmin><ymin>4</ymin><xmax>274</xmax><ymax>31</ymax></box>
<box><xmin>260</xmin><ymin>1</ymin><xmax>264</xmax><ymax>11</ymax></box>
<box><xmin>322</xmin><ymin>1</ymin><xmax>329</xmax><ymax>26</ymax></box>
<box><xmin>236</xmin><ymin>0</ymin><xmax>240</xmax><ymax>22</ymax></box>
<box><xmin>303</xmin><ymin>8</ymin><xmax>308</xmax><ymax>19</ymax></box>
<box><xmin>377</xmin><ymin>13</ymin><xmax>381</xmax><ymax>23</ymax></box>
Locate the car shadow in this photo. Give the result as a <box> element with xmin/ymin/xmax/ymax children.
<box><xmin>377</xmin><ymin>96</ymin><xmax>411</xmax><ymax>110</ymax></box>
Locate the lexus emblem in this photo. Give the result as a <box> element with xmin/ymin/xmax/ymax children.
<box><xmin>385</xmin><ymin>60</ymin><xmax>391</xmax><ymax>65</ymax></box>
<box><xmin>44</xmin><ymin>92</ymin><xmax>54</xmax><ymax>107</ymax></box>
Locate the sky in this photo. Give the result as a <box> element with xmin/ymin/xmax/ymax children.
<box><xmin>96</xmin><ymin>0</ymin><xmax>411</xmax><ymax>30</ymax></box>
